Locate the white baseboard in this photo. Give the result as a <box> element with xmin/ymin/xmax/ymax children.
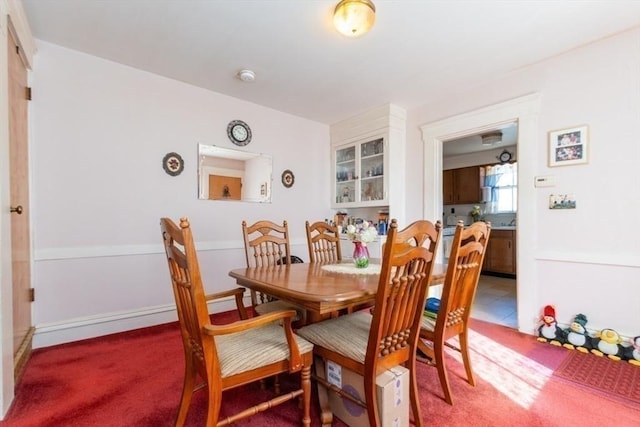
<box><xmin>33</xmin><ymin>296</ymin><xmax>244</xmax><ymax>349</ymax></box>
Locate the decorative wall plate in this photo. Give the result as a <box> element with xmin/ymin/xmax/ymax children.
<box><xmin>163</xmin><ymin>152</ymin><xmax>184</xmax><ymax>176</ymax></box>
<box><xmin>281</xmin><ymin>169</ymin><xmax>294</xmax><ymax>188</ymax></box>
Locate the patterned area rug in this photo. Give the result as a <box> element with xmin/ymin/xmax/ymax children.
<box><xmin>554</xmin><ymin>350</ymin><xmax>640</xmax><ymax>405</ymax></box>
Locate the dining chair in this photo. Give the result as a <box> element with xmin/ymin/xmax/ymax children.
<box><xmin>305</xmin><ymin>220</ymin><xmax>342</xmax><ymax>263</ymax></box>
<box><xmin>241</xmin><ymin>219</ymin><xmax>303</xmax><ymax>318</ymax></box>
<box><xmin>417</xmin><ymin>220</ymin><xmax>491</xmax><ymax>405</ymax></box>
<box><xmin>160</xmin><ymin>217</ymin><xmax>314</xmax><ymax>426</ymax></box>
<box><xmin>296</xmin><ymin>219</ymin><xmax>442</xmax><ymax>427</ymax></box>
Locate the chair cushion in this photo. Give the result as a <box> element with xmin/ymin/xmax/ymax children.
<box><xmin>296</xmin><ymin>312</ymin><xmax>372</xmax><ymax>364</ymax></box>
<box><xmin>254</xmin><ymin>299</ymin><xmax>302</xmax><ymax>321</ymax></box>
<box><xmin>421</xmin><ymin>315</ymin><xmax>436</xmax><ymax>332</ymax></box>
<box><xmin>216</xmin><ymin>323</ymin><xmax>313</xmax><ymax>378</ymax></box>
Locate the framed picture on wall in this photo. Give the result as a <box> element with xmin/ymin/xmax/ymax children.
<box><xmin>548</xmin><ymin>125</ymin><xmax>589</xmax><ymax>167</ymax></box>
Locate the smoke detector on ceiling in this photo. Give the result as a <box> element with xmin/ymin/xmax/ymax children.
<box><xmin>237</xmin><ymin>69</ymin><xmax>256</xmax><ymax>82</ymax></box>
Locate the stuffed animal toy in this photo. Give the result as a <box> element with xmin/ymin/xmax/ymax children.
<box><xmin>624</xmin><ymin>336</ymin><xmax>640</xmax><ymax>366</ymax></box>
<box><xmin>562</xmin><ymin>313</ymin><xmax>592</xmax><ymax>353</ymax></box>
<box><xmin>537</xmin><ymin>305</ymin><xmax>563</xmax><ymax>346</ymax></box>
<box><xmin>591</xmin><ymin>328</ymin><xmax>625</xmax><ymax>361</ymax></box>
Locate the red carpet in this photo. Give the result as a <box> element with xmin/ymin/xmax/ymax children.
<box><xmin>1</xmin><ymin>315</ymin><xmax>639</xmax><ymax>426</ymax></box>
<box><xmin>554</xmin><ymin>350</ymin><xmax>640</xmax><ymax>406</ymax></box>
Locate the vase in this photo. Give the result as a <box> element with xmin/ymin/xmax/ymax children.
<box><xmin>352</xmin><ymin>242</ymin><xmax>370</xmax><ymax>268</ymax></box>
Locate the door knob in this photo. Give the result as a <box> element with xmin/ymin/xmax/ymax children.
<box><xmin>10</xmin><ymin>205</ymin><xmax>23</xmax><ymax>215</ymax></box>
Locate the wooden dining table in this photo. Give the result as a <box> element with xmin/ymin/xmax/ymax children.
<box><xmin>229</xmin><ymin>261</ymin><xmax>446</xmax><ymax>323</ymax></box>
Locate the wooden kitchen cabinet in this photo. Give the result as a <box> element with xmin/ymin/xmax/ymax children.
<box><xmin>443</xmin><ymin>166</ymin><xmax>481</xmax><ymax>204</ymax></box>
<box><xmin>483</xmin><ymin>229</ymin><xmax>516</xmax><ymax>276</ymax></box>
<box><xmin>443</xmin><ymin>169</ymin><xmax>454</xmax><ymax>204</ymax></box>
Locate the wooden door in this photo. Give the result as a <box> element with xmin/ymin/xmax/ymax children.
<box><xmin>8</xmin><ymin>31</ymin><xmax>33</xmax><ymax>381</ymax></box>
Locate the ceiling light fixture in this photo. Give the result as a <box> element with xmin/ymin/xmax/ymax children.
<box><xmin>333</xmin><ymin>0</ymin><xmax>376</xmax><ymax>38</ymax></box>
<box><xmin>237</xmin><ymin>69</ymin><xmax>256</xmax><ymax>82</ymax></box>
<box><xmin>481</xmin><ymin>131</ymin><xmax>503</xmax><ymax>146</ymax></box>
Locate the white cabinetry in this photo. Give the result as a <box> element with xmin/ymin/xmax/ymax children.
<box><xmin>330</xmin><ymin>104</ymin><xmax>407</xmax><ymax>224</ymax></box>
<box><xmin>332</xmin><ymin>137</ymin><xmax>387</xmax><ymax>208</ymax></box>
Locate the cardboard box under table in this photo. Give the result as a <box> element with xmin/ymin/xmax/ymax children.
<box><xmin>316</xmin><ymin>358</ymin><xmax>409</xmax><ymax>427</ymax></box>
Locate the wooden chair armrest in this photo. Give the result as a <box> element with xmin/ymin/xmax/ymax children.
<box><xmin>204</xmin><ymin>287</ymin><xmax>246</xmax><ymax>301</ymax></box>
<box><xmin>205</xmin><ymin>287</ymin><xmax>248</xmax><ymax>320</ymax></box>
<box><xmin>203</xmin><ymin>309</ymin><xmax>303</xmax><ymax>371</ymax></box>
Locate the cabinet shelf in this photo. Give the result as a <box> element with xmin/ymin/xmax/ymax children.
<box><xmin>360</xmin><ymin>175</ymin><xmax>383</xmax><ymax>181</ymax></box>
<box><xmin>361</xmin><ymin>153</ymin><xmax>383</xmax><ymax>161</ymax></box>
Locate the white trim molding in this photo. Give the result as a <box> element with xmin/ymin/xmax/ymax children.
<box><xmin>33</xmin><ymin>295</ymin><xmax>249</xmax><ymax>349</ymax></box>
<box><xmin>419</xmin><ymin>93</ymin><xmax>542</xmax><ymax>336</ymax></box>
<box><xmin>34</xmin><ymin>238</ymin><xmax>310</xmax><ymax>261</ymax></box>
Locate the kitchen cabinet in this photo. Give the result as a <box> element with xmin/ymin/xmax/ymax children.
<box><xmin>483</xmin><ymin>229</ymin><xmax>516</xmax><ymax>275</ymax></box>
<box><xmin>332</xmin><ymin>137</ymin><xmax>387</xmax><ymax>208</ymax></box>
<box><xmin>442</xmin><ymin>166</ymin><xmax>481</xmax><ymax>204</ymax></box>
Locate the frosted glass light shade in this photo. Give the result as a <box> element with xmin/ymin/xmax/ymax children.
<box><xmin>481</xmin><ymin>132</ymin><xmax>502</xmax><ymax>146</ymax></box>
<box><xmin>333</xmin><ymin>0</ymin><xmax>376</xmax><ymax>38</ymax></box>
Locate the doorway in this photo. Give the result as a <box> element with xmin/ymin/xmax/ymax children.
<box><xmin>420</xmin><ymin>93</ymin><xmax>541</xmax><ymax>334</ymax></box>
<box><xmin>442</xmin><ymin>124</ymin><xmax>518</xmax><ymax>328</ymax></box>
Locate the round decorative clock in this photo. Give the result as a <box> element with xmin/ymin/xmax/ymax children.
<box><xmin>499</xmin><ymin>150</ymin><xmax>512</xmax><ymax>164</ymax></box>
<box><xmin>281</xmin><ymin>169</ymin><xmax>295</xmax><ymax>188</ymax></box>
<box><xmin>227</xmin><ymin>120</ymin><xmax>252</xmax><ymax>146</ymax></box>
<box><xmin>162</xmin><ymin>152</ymin><xmax>184</xmax><ymax>176</ymax></box>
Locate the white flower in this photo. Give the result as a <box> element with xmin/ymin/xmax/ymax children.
<box><xmin>347</xmin><ymin>221</ymin><xmax>378</xmax><ymax>244</ymax></box>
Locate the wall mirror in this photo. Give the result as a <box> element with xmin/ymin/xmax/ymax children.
<box><xmin>198</xmin><ymin>144</ymin><xmax>272</xmax><ymax>203</ymax></box>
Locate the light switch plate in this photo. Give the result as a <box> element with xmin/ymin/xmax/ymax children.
<box><xmin>534</xmin><ymin>175</ymin><xmax>556</xmax><ymax>187</ymax></box>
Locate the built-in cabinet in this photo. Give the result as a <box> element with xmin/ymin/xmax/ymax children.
<box><xmin>483</xmin><ymin>229</ymin><xmax>516</xmax><ymax>275</ymax></box>
<box><xmin>442</xmin><ymin>166</ymin><xmax>482</xmax><ymax>204</ymax></box>
<box><xmin>332</xmin><ymin>137</ymin><xmax>387</xmax><ymax>207</ymax></box>
<box><xmin>330</xmin><ymin>104</ymin><xmax>406</xmax><ymax>225</ymax></box>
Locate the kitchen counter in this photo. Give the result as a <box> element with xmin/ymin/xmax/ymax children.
<box><xmin>491</xmin><ymin>226</ymin><xmax>516</xmax><ymax>230</ymax></box>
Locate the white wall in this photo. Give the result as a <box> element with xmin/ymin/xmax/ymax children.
<box><xmin>407</xmin><ymin>29</ymin><xmax>640</xmax><ymax>338</ymax></box>
<box><xmin>29</xmin><ymin>41</ymin><xmax>331</xmax><ymax>347</ymax></box>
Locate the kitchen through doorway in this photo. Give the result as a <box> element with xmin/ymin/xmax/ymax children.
<box><xmin>442</xmin><ymin>123</ymin><xmax>518</xmax><ymax>328</ymax></box>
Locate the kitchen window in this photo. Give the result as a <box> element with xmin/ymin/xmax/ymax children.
<box><xmin>484</xmin><ymin>163</ymin><xmax>517</xmax><ymax>213</ymax></box>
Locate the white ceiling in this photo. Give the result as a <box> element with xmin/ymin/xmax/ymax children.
<box><xmin>443</xmin><ymin>123</ymin><xmax>517</xmax><ymax>157</ymax></box>
<box><xmin>22</xmin><ymin>0</ymin><xmax>640</xmax><ymax>129</ymax></box>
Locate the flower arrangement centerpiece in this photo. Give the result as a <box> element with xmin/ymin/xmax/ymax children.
<box><xmin>346</xmin><ymin>221</ymin><xmax>379</xmax><ymax>268</ymax></box>
<box><xmin>470</xmin><ymin>205</ymin><xmax>481</xmax><ymax>222</ymax></box>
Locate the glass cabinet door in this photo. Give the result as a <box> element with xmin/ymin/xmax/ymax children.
<box><xmin>359</xmin><ymin>138</ymin><xmax>384</xmax><ymax>203</ymax></box>
<box><xmin>335</xmin><ymin>145</ymin><xmax>356</xmax><ymax>204</ymax></box>
<box><xmin>333</xmin><ymin>137</ymin><xmax>386</xmax><ymax>207</ymax></box>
